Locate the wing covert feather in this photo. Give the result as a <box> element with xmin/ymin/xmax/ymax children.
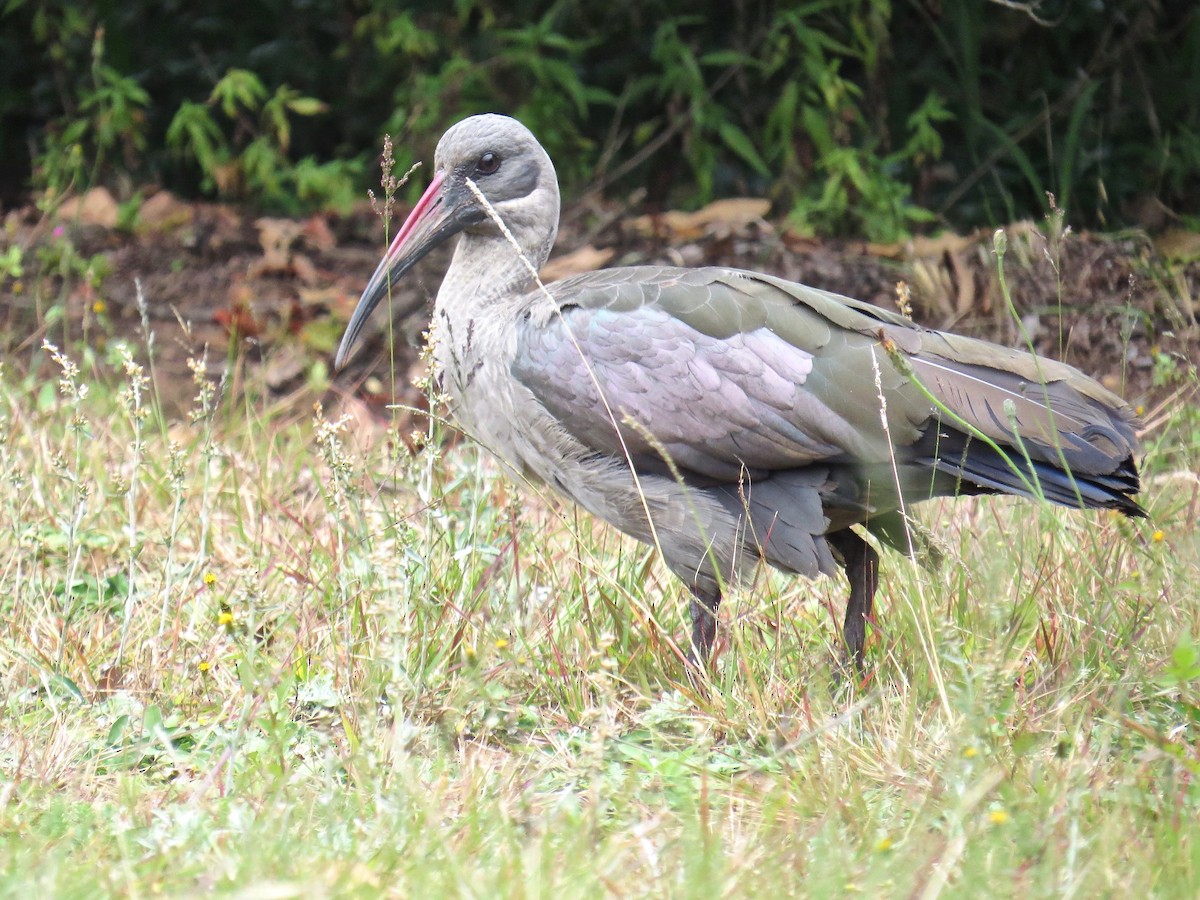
<box><xmin>513</xmin><ymin>269</ymin><xmax>928</xmax><ymax>479</ymax></box>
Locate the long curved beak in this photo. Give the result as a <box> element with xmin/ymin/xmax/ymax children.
<box><xmin>335</xmin><ymin>170</ymin><xmax>465</xmax><ymax>369</ymax></box>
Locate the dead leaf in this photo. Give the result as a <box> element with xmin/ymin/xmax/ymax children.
<box><xmin>540</xmin><ymin>245</ymin><xmax>616</xmax><ymax>282</ymax></box>
<box><xmin>949</xmin><ymin>250</ymin><xmax>976</xmax><ymax>316</ymax></box>
<box><xmin>298</xmin><ymin>286</ymin><xmax>351</xmax><ymax>310</ymax></box>
<box><xmin>212</xmin><ymin>160</ymin><xmax>242</xmax><ymax>196</ymax></box>
<box><xmin>781</xmin><ymin>230</ymin><xmax>821</xmax><ymax>251</ymax></box>
<box><xmin>302</xmin><ymin>215</ymin><xmax>337</xmax><ymax>251</ymax></box>
<box><xmin>191</xmin><ymin>202</ymin><xmax>244</xmax><ymax>251</ymax></box>
<box><xmin>628</xmin><ymin>198</ymin><xmax>771</xmax><ymax>240</ymax></box>
<box><xmin>325</xmin><ymin>393</ymin><xmax>389</xmax><ymax>453</ymax></box>
<box><xmin>291</xmin><ymin>253</ymin><xmax>319</xmax><ymax>284</ymax></box>
<box><xmin>57</xmin><ymin>187</ymin><xmax>119</xmax><ymax>228</ymax></box>
<box><xmin>137</xmin><ymin>191</ymin><xmax>192</xmax><ymax>233</ymax></box>
<box><xmin>909</xmin><ymin>257</ymin><xmax>956</xmax><ymax>319</ymax></box>
<box><xmin>216</xmin><ymin>281</ymin><xmax>263</xmax><ymax>338</ymax></box>
<box><xmin>262</xmin><ymin>345</ymin><xmax>307</xmax><ymax>389</ymax></box>
<box><xmin>168</xmin><ymin>421</ymin><xmax>198</xmax><ymax>445</ymax></box>
<box><xmin>688</xmin><ymin>198</ymin><xmax>772</xmax><ymax>228</ymax></box>
<box><xmin>254</xmin><ymin>217</ymin><xmax>304</xmax><ymax>273</ymax></box>
<box><xmin>1154</xmin><ymin>228</ymin><xmax>1200</xmax><ymax>263</ymax></box>
<box><xmin>868</xmin><ymin>231</ymin><xmax>976</xmax><ymax>259</ymax></box>
<box><xmin>95</xmin><ymin>664</ymin><xmax>124</xmax><ymax>695</ymax></box>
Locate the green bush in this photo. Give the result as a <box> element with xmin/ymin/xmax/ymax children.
<box><xmin>1</xmin><ymin>0</ymin><xmax>1196</xmax><ymax>236</ymax></box>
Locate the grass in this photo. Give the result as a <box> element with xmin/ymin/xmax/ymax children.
<box><xmin>0</xmin><ymin>322</ymin><xmax>1198</xmax><ymax>897</ymax></box>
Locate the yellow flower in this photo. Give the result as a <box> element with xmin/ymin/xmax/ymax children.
<box><xmin>494</xmin><ymin>638</ymin><xmax>508</xmax><ymax>649</ymax></box>
<box><xmin>962</xmin><ymin>746</ymin><xmax>978</xmax><ymax>759</ymax></box>
<box><xmin>218</xmin><ymin>610</ymin><xmax>234</xmax><ymax>626</ymax></box>
<box><xmin>92</xmin><ymin>299</ymin><xmax>107</xmax><ymax>315</ymax></box>
<box><xmin>203</xmin><ymin>572</ymin><xmax>217</xmax><ymax>587</ymax></box>
<box><xmin>875</xmin><ymin>837</ymin><xmax>894</xmax><ymax>852</ymax></box>
<box><xmin>1135</xmin><ymin>404</ymin><xmax>1145</xmax><ymax>417</ymax></box>
<box><xmin>988</xmin><ymin>810</ymin><xmax>1010</xmax><ymax>825</ymax></box>
<box><xmin>198</xmin><ymin>660</ymin><xmax>211</xmax><ymax>672</ymax></box>
<box><xmin>1152</xmin><ymin>530</ymin><xmax>1165</xmax><ymax>543</ymax></box>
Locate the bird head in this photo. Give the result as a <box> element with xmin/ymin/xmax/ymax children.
<box><xmin>335</xmin><ymin>114</ymin><xmax>559</xmax><ymax>368</ymax></box>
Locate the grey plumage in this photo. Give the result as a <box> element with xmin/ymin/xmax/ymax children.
<box><xmin>336</xmin><ymin>114</ymin><xmax>1144</xmax><ymax>668</ymax></box>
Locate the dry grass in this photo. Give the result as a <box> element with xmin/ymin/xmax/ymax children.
<box><xmin>0</xmin><ymin>325</ymin><xmax>1198</xmax><ymax>897</ymax></box>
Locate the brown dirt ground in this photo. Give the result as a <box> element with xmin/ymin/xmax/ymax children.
<box><xmin>2</xmin><ymin>187</ymin><xmax>1197</xmax><ymax>431</ymax></box>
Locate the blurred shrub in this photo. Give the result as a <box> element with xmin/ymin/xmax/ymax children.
<box><xmin>1</xmin><ymin>0</ymin><xmax>1196</xmax><ymax>237</ymax></box>
<box><xmin>164</xmin><ymin>69</ymin><xmax>362</xmax><ymax>211</ymax></box>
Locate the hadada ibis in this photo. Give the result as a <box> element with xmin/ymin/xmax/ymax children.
<box><xmin>336</xmin><ymin>114</ymin><xmax>1144</xmax><ymax>668</ymax></box>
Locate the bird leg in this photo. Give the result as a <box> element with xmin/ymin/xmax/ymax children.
<box><xmin>826</xmin><ymin>528</ymin><xmax>879</xmax><ymax>669</ymax></box>
<box><xmin>686</xmin><ymin>585</ymin><xmax>722</xmax><ymax>669</ymax></box>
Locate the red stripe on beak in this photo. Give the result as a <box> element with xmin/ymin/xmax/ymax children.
<box><xmin>386</xmin><ymin>169</ymin><xmax>446</xmax><ymax>261</ymax></box>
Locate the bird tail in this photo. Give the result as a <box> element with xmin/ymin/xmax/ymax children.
<box><xmin>904</xmin><ymin>351</ymin><xmax>1144</xmax><ymax>518</ymax></box>
<box><xmin>913</xmin><ymin>425</ymin><xmax>1145</xmax><ymax>517</ymax></box>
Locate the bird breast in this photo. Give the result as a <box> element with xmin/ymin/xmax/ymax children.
<box><xmin>430</xmin><ymin>299</ymin><xmax>663</xmax><ymax>542</ymax></box>
<box><xmin>430</xmin><ymin>302</ymin><xmax>561</xmax><ymax>479</ymax></box>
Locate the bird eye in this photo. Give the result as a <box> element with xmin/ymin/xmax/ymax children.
<box><xmin>476</xmin><ymin>151</ymin><xmax>501</xmax><ymax>175</ymax></box>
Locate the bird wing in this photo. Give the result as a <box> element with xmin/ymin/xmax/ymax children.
<box><xmin>512</xmin><ymin>267</ymin><xmax>930</xmax><ymax>481</ymax></box>
<box><xmin>512</xmin><ymin>266</ymin><xmax>1140</xmax><ymax>483</ymax></box>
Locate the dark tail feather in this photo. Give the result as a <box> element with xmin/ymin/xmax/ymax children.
<box><xmin>916</xmin><ymin>427</ymin><xmax>1145</xmax><ymax>518</ymax></box>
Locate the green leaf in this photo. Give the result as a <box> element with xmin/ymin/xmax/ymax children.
<box><xmin>1158</xmin><ymin>630</ymin><xmax>1200</xmax><ymax>687</ymax></box>
<box><xmin>700</xmin><ymin>50</ymin><xmax>754</xmax><ymax>67</ymax></box>
<box><xmin>46</xmin><ymin>673</ymin><xmax>86</xmax><ymax>704</ymax></box>
<box><xmin>973</xmin><ymin>113</ymin><xmax>1046</xmax><ymax>215</ymax></box>
<box><xmin>1009</xmin><ymin>731</ymin><xmax>1041</xmax><ymax>757</ymax></box>
<box><xmin>299</xmin><ymin>319</ymin><xmax>342</xmax><ymax>354</ymax></box>
<box><xmin>211</xmin><ymin>69</ymin><xmax>267</xmax><ymax>118</ymax></box>
<box><xmin>1058</xmin><ymin>79</ymin><xmax>1101</xmax><ymax>212</ymax></box>
<box><xmin>166</xmin><ymin>101</ymin><xmax>226</xmax><ymax>174</ymax></box>
<box><xmin>801</xmin><ymin>104</ymin><xmax>835</xmax><ymax>156</ymax></box>
<box><xmin>36</xmin><ymin>379</ymin><xmax>57</xmax><ymax>411</ymax></box>
<box><xmin>717</xmin><ymin>121</ymin><xmax>771</xmax><ymax>177</ymax></box>
<box><xmin>286</xmin><ymin>96</ymin><xmax>326</xmax><ymax>117</ymax></box>
<box><xmin>107</xmin><ymin>714</ymin><xmax>131</xmax><ymax>745</ymax></box>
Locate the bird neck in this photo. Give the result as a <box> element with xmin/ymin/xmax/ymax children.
<box><xmin>437</xmin><ymin>228</ymin><xmax>555</xmax><ymax>320</ymax></box>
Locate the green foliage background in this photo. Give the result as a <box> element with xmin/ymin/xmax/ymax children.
<box><xmin>1</xmin><ymin>0</ymin><xmax>1197</xmax><ymax>239</ymax></box>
